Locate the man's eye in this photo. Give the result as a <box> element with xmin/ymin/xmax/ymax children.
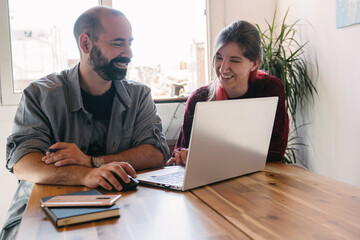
<box><xmin>215</xmin><ymin>56</ymin><xmax>223</xmax><ymax>60</ymax></box>
<box><xmin>112</xmin><ymin>42</ymin><xmax>124</xmax><ymax>47</ymax></box>
<box><xmin>231</xmin><ymin>60</ymin><xmax>240</xmax><ymax>63</ymax></box>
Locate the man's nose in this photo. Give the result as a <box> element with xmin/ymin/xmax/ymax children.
<box><xmin>121</xmin><ymin>44</ymin><xmax>133</xmax><ymax>59</ymax></box>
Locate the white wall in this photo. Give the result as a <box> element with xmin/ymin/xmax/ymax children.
<box><xmin>276</xmin><ymin>0</ymin><xmax>360</xmax><ymax>186</ymax></box>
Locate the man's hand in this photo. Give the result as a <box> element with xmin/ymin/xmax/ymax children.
<box><xmin>42</xmin><ymin>142</ymin><xmax>91</xmax><ymax>167</ymax></box>
<box><xmin>82</xmin><ymin>162</ymin><xmax>137</xmax><ymax>191</ymax></box>
<box><xmin>166</xmin><ymin>148</ymin><xmax>188</xmax><ymax>166</ymax></box>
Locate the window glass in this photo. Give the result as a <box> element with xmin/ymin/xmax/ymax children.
<box><xmin>8</xmin><ymin>0</ymin><xmax>98</xmax><ymax>92</ymax></box>
<box><xmin>8</xmin><ymin>0</ymin><xmax>207</xmax><ymax>98</ymax></box>
<box><xmin>112</xmin><ymin>0</ymin><xmax>207</xmax><ymax>98</ymax></box>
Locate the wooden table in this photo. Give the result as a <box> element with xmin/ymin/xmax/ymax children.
<box><xmin>16</xmin><ymin>163</ymin><xmax>360</xmax><ymax>240</ymax></box>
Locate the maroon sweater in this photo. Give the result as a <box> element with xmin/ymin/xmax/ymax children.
<box><xmin>174</xmin><ymin>74</ymin><xmax>289</xmax><ymax>162</ymax></box>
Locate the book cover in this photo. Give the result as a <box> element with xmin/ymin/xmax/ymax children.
<box><xmin>40</xmin><ymin>190</ymin><xmax>120</xmax><ymax>227</ymax></box>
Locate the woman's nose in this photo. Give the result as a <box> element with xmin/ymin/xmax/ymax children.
<box><xmin>220</xmin><ymin>60</ymin><xmax>229</xmax><ymax>73</ymax></box>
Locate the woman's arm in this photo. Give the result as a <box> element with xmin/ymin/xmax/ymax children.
<box><xmin>265</xmin><ymin>78</ymin><xmax>290</xmax><ymax>162</ymax></box>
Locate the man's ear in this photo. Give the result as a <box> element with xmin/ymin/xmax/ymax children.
<box><xmin>79</xmin><ymin>33</ymin><xmax>92</xmax><ymax>54</ymax></box>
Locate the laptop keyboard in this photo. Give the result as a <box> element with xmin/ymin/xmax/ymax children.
<box><xmin>152</xmin><ymin>171</ymin><xmax>184</xmax><ymax>185</ymax></box>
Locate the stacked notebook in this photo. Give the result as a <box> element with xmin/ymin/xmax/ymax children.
<box><xmin>40</xmin><ymin>190</ymin><xmax>120</xmax><ymax>227</ymax></box>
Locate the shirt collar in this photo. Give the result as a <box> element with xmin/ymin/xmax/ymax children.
<box><xmin>113</xmin><ymin>79</ymin><xmax>132</xmax><ymax>109</ymax></box>
<box><xmin>67</xmin><ymin>64</ymin><xmax>132</xmax><ymax>112</ymax></box>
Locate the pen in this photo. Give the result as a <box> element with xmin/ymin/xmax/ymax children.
<box><xmin>46</xmin><ymin>148</ymin><xmax>59</xmax><ymax>153</ymax></box>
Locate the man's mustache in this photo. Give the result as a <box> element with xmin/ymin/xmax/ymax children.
<box><xmin>111</xmin><ymin>57</ymin><xmax>131</xmax><ymax>64</ymax></box>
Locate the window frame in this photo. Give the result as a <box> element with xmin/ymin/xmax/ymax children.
<box><xmin>0</xmin><ymin>0</ymin><xmax>210</xmax><ymax>105</ymax></box>
<box><xmin>0</xmin><ymin>0</ymin><xmax>20</xmax><ymax>105</ymax></box>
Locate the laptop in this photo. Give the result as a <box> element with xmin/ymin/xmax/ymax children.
<box><xmin>137</xmin><ymin>96</ymin><xmax>278</xmax><ymax>191</ymax></box>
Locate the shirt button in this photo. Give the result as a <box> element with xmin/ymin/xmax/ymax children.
<box><xmin>8</xmin><ymin>142</ymin><xmax>15</xmax><ymax>148</ymax></box>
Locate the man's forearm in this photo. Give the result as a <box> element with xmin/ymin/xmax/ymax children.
<box><xmin>102</xmin><ymin>144</ymin><xmax>165</xmax><ymax>170</ymax></box>
<box><xmin>14</xmin><ymin>144</ymin><xmax>164</xmax><ymax>186</ymax></box>
<box><xmin>13</xmin><ymin>152</ymin><xmax>90</xmax><ymax>185</ymax></box>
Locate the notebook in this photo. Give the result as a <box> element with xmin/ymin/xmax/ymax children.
<box><xmin>137</xmin><ymin>96</ymin><xmax>278</xmax><ymax>191</ymax></box>
<box><xmin>40</xmin><ymin>190</ymin><xmax>120</xmax><ymax>227</ymax></box>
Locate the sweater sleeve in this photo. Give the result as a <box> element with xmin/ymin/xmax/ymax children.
<box><xmin>263</xmin><ymin>77</ymin><xmax>289</xmax><ymax>162</ymax></box>
<box><xmin>173</xmin><ymin>86</ymin><xmax>208</xmax><ymax>155</ymax></box>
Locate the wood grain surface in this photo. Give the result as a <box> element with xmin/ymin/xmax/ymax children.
<box><xmin>16</xmin><ymin>185</ymin><xmax>248</xmax><ymax>240</ymax></box>
<box><xmin>15</xmin><ymin>163</ymin><xmax>360</xmax><ymax>240</ymax></box>
<box><xmin>192</xmin><ymin>162</ymin><xmax>360</xmax><ymax>240</ymax></box>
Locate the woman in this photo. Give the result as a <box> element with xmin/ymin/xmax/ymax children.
<box><xmin>167</xmin><ymin>20</ymin><xmax>289</xmax><ymax>166</ymax></box>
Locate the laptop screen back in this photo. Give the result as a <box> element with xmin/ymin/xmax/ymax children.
<box><xmin>182</xmin><ymin>97</ymin><xmax>278</xmax><ymax>190</ymax></box>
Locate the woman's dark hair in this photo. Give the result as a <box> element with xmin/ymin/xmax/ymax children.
<box><xmin>208</xmin><ymin>20</ymin><xmax>262</xmax><ymax>100</ymax></box>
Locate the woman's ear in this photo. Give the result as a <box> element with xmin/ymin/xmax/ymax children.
<box><xmin>251</xmin><ymin>60</ymin><xmax>260</xmax><ymax>71</ymax></box>
<box><xmin>79</xmin><ymin>33</ymin><xmax>92</xmax><ymax>54</ymax></box>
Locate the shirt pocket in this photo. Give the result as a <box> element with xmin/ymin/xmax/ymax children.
<box><xmin>109</xmin><ymin>127</ymin><xmax>134</xmax><ymax>153</ymax></box>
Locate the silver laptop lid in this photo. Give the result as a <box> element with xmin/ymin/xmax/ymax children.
<box><xmin>182</xmin><ymin>97</ymin><xmax>278</xmax><ymax>190</ymax></box>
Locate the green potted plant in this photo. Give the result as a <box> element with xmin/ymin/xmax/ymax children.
<box><xmin>255</xmin><ymin>8</ymin><xmax>317</xmax><ymax>164</ymax></box>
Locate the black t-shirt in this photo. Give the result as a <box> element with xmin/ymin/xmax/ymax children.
<box><xmin>81</xmin><ymin>84</ymin><xmax>115</xmax><ymax>156</ymax></box>
<box><xmin>81</xmin><ymin>83</ymin><xmax>115</xmax><ymax>120</ymax></box>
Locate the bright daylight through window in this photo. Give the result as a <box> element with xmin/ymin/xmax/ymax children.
<box><xmin>8</xmin><ymin>0</ymin><xmax>207</xmax><ymax>99</ymax></box>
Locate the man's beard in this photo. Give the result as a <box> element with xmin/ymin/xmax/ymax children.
<box><xmin>88</xmin><ymin>45</ymin><xmax>131</xmax><ymax>81</ymax></box>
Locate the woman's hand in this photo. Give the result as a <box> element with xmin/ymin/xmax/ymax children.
<box><xmin>166</xmin><ymin>148</ymin><xmax>189</xmax><ymax>166</ymax></box>
<box><xmin>42</xmin><ymin>142</ymin><xmax>91</xmax><ymax>167</ymax></box>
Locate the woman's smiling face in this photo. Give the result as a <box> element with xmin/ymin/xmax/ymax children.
<box><xmin>214</xmin><ymin>42</ymin><xmax>258</xmax><ymax>98</ymax></box>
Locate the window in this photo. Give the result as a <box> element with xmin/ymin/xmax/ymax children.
<box><xmin>0</xmin><ymin>0</ymin><xmax>207</xmax><ymax>105</ymax></box>
<box><xmin>0</xmin><ymin>0</ymin><xmax>98</xmax><ymax>105</ymax></box>
<box><xmin>112</xmin><ymin>0</ymin><xmax>207</xmax><ymax>99</ymax></box>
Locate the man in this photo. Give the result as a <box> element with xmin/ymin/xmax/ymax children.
<box><xmin>1</xmin><ymin>6</ymin><xmax>169</xmax><ymax>239</ymax></box>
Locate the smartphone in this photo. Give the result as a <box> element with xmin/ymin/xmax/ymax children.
<box><xmin>41</xmin><ymin>194</ymin><xmax>122</xmax><ymax>207</ymax></box>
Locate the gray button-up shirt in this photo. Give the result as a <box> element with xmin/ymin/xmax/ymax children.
<box><xmin>2</xmin><ymin>64</ymin><xmax>169</xmax><ymax>237</ymax></box>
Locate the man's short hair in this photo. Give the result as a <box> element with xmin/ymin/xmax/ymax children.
<box><xmin>73</xmin><ymin>7</ymin><xmax>124</xmax><ymax>49</ymax></box>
